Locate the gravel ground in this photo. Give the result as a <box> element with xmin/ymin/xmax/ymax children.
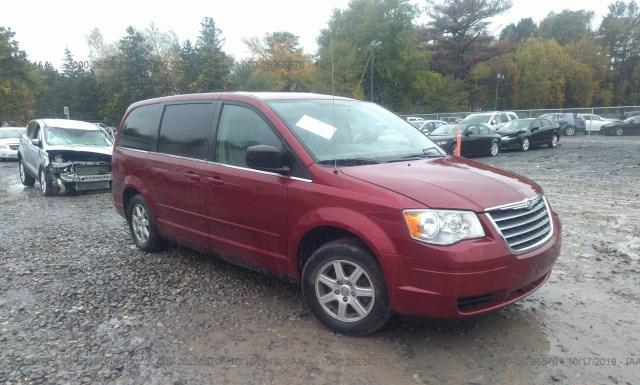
<box><xmin>1</xmin><ymin>135</ymin><xmax>639</xmax><ymax>385</ymax></box>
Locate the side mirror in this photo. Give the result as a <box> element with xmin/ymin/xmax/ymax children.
<box><xmin>31</xmin><ymin>138</ymin><xmax>41</xmax><ymax>147</ymax></box>
<box><xmin>246</xmin><ymin>145</ymin><xmax>290</xmax><ymax>175</ymax></box>
<box><xmin>490</xmin><ymin>120</ymin><xmax>497</xmax><ymax>125</ymax></box>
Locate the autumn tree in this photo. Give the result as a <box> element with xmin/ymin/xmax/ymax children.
<box><xmin>499</xmin><ymin>18</ymin><xmax>537</xmax><ymax>43</ymax></box>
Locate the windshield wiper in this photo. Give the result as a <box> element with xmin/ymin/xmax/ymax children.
<box><xmin>318</xmin><ymin>158</ymin><xmax>380</xmax><ymax>166</ymax></box>
<box><xmin>385</xmin><ymin>147</ymin><xmax>443</xmax><ymax>162</ymax></box>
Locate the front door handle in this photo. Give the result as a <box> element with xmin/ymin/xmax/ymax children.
<box><xmin>205</xmin><ymin>176</ymin><xmax>224</xmax><ymax>186</ymax></box>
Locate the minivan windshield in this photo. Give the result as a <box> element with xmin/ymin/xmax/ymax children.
<box><xmin>462</xmin><ymin>114</ymin><xmax>492</xmax><ymax>124</ymax></box>
<box><xmin>268</xmin><ymin>99</ymin><xmax>444</xmax><ymax>163</ymax></box>
<box><xmin>44</xmin><ymin>127</ymin><xmax>112</xmax><ymax>147</ymax></box>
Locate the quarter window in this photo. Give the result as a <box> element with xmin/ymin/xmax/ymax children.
<box><xmin>119</xmin><ymin>103</ymin><xmax>162</xmax><ymax>151</ymax></box>
<box><xmin>216</xmin><ymin>104</ymin><xmax>283</xmax><ymax>168</ymax></box>
<box><xmin>158</xmin><ymin>103</ymin><xmax>214</xmax><ymax>159</ymax></box>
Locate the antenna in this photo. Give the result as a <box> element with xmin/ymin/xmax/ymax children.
<box><xmin>331</xmin><ymin>36</ymin><xmax>337</xmax><ymax>172</ymax></box>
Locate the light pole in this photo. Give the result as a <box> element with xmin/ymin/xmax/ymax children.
<box><xmin>494</xmin><ymin>72</ymin><xmax>505</xmax><ymax>111</ymax></box>
<box><xmin>369</xmin><ymin>40</ymin><xmax>381</xmax><ymax>102</ymax></box>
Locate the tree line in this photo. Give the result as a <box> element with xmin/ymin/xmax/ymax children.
<box><xmin>2</xmin><ymin>0</ymin><xmax>640</xmax><ymax>125</ymax></box>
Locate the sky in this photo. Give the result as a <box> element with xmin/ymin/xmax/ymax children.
<box><xmin>1</xmin><ymin>0</ymin><xmax>612</xmax><ymax>69</ymax></box>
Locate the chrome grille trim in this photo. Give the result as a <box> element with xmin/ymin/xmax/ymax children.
<box><xmin>484</xmin><ymin>195</ymin><xmax>553</xmax><ymax>254</ymax></box>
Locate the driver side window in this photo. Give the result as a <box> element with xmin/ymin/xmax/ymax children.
<box><xmin>216</xmin><ymin>104</ymin><xmax>283</xmax><ymax>168</ymax></box>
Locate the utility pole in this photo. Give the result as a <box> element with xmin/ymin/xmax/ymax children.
<box><xmin>494</xmin><ymin>72</ymin><xmax>505</xmax><ymax>111</ymax></box>
<box><xmin>369</xmin><ymin>40</ymin><xmax>381</xmax><ymax>102</ymax></box>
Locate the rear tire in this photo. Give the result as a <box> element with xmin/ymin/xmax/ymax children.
<box><xmin>565</xmin><ymin>126</ymin><xmax>576</xmax><ymax>136</ymax></box>
<box><xmin>549</xmin><ymin>134</ymin><xmax>559</xmax><ymax>148</ymax></box>
<box><xmin>616</xmin><ymin>128</ymin><xmax>624</xmax><ymax>136</ymax></box>
<box><xmin>127</xmin><ymin>194</ymin><xmax>168</xmax><ymax>252</ymax></box>
<box><xmin>19</xmin><ymin>159</ymin><xmax>35</xmax><ymax>187</ymax></box>
<box><xmin>302</xmin><ymin>238</ymin><xmax>391</xmax><ymax>335</ymax></box>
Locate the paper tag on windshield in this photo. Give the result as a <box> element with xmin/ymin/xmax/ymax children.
<box><xmin>296</xmin><ymin>115</ymin><xmax>337</xmax><ymax>140</ymax></box>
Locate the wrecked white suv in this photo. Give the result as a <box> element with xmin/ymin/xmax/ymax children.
<box><xmin>18</xmin><ymin>119</ymin><xmax>113</xmax><ymax>196</ymax></box>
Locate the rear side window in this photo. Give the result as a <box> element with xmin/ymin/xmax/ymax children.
<box><xmin>158</xmin><ymin>103</ymin><xmax>215</xmax><ymax>159</ymax></box>
<box><xmin>216</xmin><ymin>104</ymin><xmax>282</xmax><ymax>168</ymax></box>
<box><xmin>119</xmin><ymin>104</ymin><xmax>162</xmax><ymax>151</ymax></box>
<box><xmin>500</xmin><ymin>113</ymin><xmax>509</xmax><ymax>122</ymax></box>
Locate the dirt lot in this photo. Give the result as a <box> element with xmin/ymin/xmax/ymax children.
<box><xmin>1</xmin><ymin>135</ymin><xmax>639</xmax><ymax>385</ymax></box>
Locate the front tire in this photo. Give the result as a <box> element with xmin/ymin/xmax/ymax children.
<box><xmin>127</xmin><ymin>194</ymin><xmax>168</xmax><ymax>252</ymax></box>
<box><xmin>19</xmin><ymin>159</ymin><xmax>35</xmax><ymax>187</ymax></box>
<box><xmin>521</xmin><ymin>137</ymin><xmax>530</xmax><ymax>152</ymax></box>
<box><xmin>39</xmin><ymin>167</ymin><xmax>54</xmax><ymax>196</ymax></box>
<box><xmin>489</xmin><ymin>141</ymin><xmax>499</xmax><ymax>157</ymax></box>
<box><xmin>616</xmin><ymin>128</ymin><xmax>624</xmax><ymax>136</ymax></box>
<box><xmin>302</xmin><ymin>238</ymin><xmax>391</xmax><ymax>335</ymax></box>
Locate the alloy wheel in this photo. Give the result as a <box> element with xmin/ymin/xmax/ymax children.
<box><xmin>490</xmin><ymin>142</ymin><xmax>499</xmax><ymax>156</ymax></box>
<box><xmin>131</xmin><ymin>204</ymin><xmax>150</xmax><ymax>244</ymax></box>
<box><xmin>616</xmin><ymin>128</ymin><xmax>624</xmax><ymax>136</ymax></box>
<box><xmin>40</xmin><ymin>171</ymin><xmax>47</xmax><ymax>194</ymax></box>
<box><xmin>551</xmin><ymin>135</ymin><xmax>558</xmax><ymax>147</ymax></box>
<box><xmin>566</xmin><ymin>127</ymin><xmax>575</xmax><ymax>136</ymax></box>
<box><xmin>522</xmin><ymin>138</ymin><xmax>530</xmax><ymax>151</ymax></box>
<box><xmin>315</xmin><ymin>259</ymin><xmax>375</xmax><ymax>322</ymax></box>
<box><xmin>19</xmin><ymin>161</ymin><xmax>25</xmax><ymax>182</ymax></box>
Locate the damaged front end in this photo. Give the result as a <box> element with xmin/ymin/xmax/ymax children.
<box><xmin>47</xmin><ymin>151</ymin><xmax>112</xmax><ymax>194</ymax></box>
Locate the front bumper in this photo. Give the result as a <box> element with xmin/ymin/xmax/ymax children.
<box><xmin>387</xmin><ymin>211</ymin><xmax>561</xmax><ymax>318</ymax></box>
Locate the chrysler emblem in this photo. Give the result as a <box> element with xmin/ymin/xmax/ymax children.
<box><xmin>526</xmin><ymin>198</ymin><xmax>533</xmax><ymax>210</ymax></box>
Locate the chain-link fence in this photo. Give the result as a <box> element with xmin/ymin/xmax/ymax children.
<box><xmin>400</xmin><ymin>106</ymin><xmax>640</xmax><ymax>136</ymax></box>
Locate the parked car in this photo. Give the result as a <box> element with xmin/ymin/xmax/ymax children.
<box><xmin>93</xmin><ymin>122</ymin><xmax>116</xmax><ymax>139</ymax></box>
<box><xmin>18</xmin><ymin>119</ymin><xmax>113</xmax><ymax>195</ymax></box>
<box><xmin>0</xmin><ymin>127</ymin><xmax>25</xmax><ymax>160</ymax></box>
<box><xmin>410</xmin><ymin>119</ymin><xmax>446</xmax><ymax>134</ymax></box>
<box><xmin>428</xmin><ymin>123</ymin><xmax>501</xmax><ymax>157</ymax></box>
<box><xmin>496</xmin><ymin>118</ymin><xmax>560</xmax><ymax>151</ymax></box>
<box><xmin>441</xmin><ymin>116</ymin><xmax>464</xmax><ymax>123</ymax></box>
<box><xmin>539</xmin><ymin>113</ymin><xmax>585</xmax><ymax>136</ymax></box>
<box><xmin>462</xmin><ymin>111</ymin><xmax>518</xmax><ymax>130</ymax></box>
<box><xmin>579</xmin><ymin>113</ymin><xmax>620</xmax><ymax>133</ymax></box>
<box><xmin>622</xmin><ymin>110</ymin><xmax>640</xmax><ymax>120</ymax></box>
<box><xmin>600</xmin><ymin>116</ymin><xmax>640</xmax><ymax>136</ymax></box>
<box><xmin>405</xmin><ymin>116</ymin><xmax>424</xmax><ymax>122</ymax></box>
<box><xmin>112</xmin><ymin>92</ymin><xmax>560</xmax><ymax>335</ymax></box>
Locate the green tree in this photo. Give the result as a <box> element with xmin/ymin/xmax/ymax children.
<box><xmin>423</xmin><ymin>0</ymin><xmax>512</xmax><ymax>79</ymax></box>
<box><xmin>316</xmin><ymin>0</ymin><xmax>467</xmax><ymax>112</ymax></box>
<box><xmin>0</xmin><ymin>27</ymin><xmax>40</xmax><ymax>124</ymax></box>
<box><xmin>538</xmin><ymin>9</ymin><xmax>595</xmax><ymax>45</ymax></box>
<box><xmin>599</xmin><ymin>1</ymin><xmax>640</xmax><ymax>104</ymax></box>
<box><xmin>499</xmin><ymin>18</ymin><xmax>538</xmax><ymax>43</ymax></box>
<box><xmin>193</xmin><ymin>17</ymin><xmax>233</xmax><ymax>92</ymax></box>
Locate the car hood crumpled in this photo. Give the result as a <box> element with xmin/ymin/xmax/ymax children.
<box><xmin>340</xmin><ymin>156</ymin><xmax>542</xmax><ymax>212</ymax></box>
<box><xmin>45</xmin><ymin>145</ymin><xmax>113</xmax><ymax>156</ymax></box>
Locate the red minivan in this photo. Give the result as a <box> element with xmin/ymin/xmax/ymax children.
<box><xmin>112</xmin><ymin>92</ymin><xmax>561</xmax><ymax>335</ymax></box>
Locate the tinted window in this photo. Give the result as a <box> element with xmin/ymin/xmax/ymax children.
<box><xmin>500</xmin><ymin>113</ymin><xmax>509</xmax><ymax>122</ymax></box>
<box><xmin>477</xmin><ymin>125</ymin><xmax>491</xmax><ymax>135</ymax></box>
<box><xmin>158</xmin><ymin>103</ymin><xmax>214</xmax><ymax>159</ymax></box>
<box><xmin>119</xmin><ymin>103</ymin><xmax>162</xmax><ymax>151</ymax></box>
<box><xmin>541</xmin><ymin>119</ymin><xmax>554</xmax><ymax>128</ymax></box>
<box><xmin>216</xmin><ymin>104</ymin><xmax>282</xmax><ymax>167</ymax></box>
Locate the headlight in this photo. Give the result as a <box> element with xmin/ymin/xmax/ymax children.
<box><xmin>403</xmin><ymin>209</ymin><xmax>485</xmax><ymax>245</ymax></box>
<box><xmin>500</xmin><ymin>137</ymin><xmax>510</xmax><ymax>141</ymax></box>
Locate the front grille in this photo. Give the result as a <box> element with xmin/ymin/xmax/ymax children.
<box><xmin>74</xmin><ymin>164</ymin><xmax>110</xmax><ymax>176</ymax></box>
<box><xmin>9</xmin><ymin>145</ymin><xmax>18</xmax><ymax>150</ymax></box>
<box><xmin>486</xmin><ymin>195</ymin><xmax>552</xmax><ymax>252</ymax></box>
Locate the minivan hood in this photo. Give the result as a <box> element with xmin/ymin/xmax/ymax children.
<box><xmin>340</xmin><ymin>156</ymin><xmax>541</xmax><ymax>212</ymax></box>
